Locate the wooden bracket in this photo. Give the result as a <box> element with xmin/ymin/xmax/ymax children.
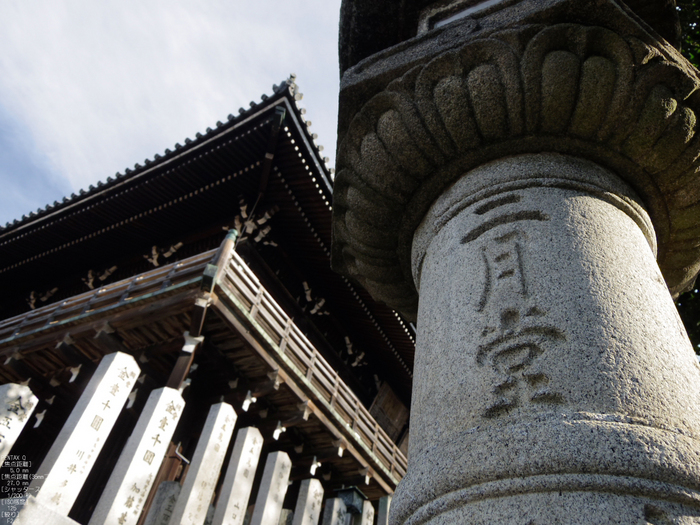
<box><xmin>251</xmin><ymin>370</ymin><xmax>283</xmax><ymax>397</ymax></box>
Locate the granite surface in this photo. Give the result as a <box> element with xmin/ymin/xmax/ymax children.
<box><xmin>332</xmin><ymin>0</ymin><xmax>700</xmax><ymax>319</ymax></box>
<box><xmin>392</xmin><ymin>154</ymin><xmax>700</xmax><ymax>523</ymax></box>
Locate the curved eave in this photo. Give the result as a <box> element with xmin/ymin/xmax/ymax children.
<box><xmin>0</xmin><ymin>79</ymin><xmax>415</xmax><ymax>405</ymax></box>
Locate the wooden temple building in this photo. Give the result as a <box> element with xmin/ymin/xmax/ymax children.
<box><xmin>0</xmin><ymin>77</ymin><xmax>414</xmax><ymax>525</ymax></box>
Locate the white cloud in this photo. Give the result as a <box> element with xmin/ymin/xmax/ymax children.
<box><xmin>0</xmin><ymin>0</ymin><xmax>340</xmax><ymax>222</ymax></box>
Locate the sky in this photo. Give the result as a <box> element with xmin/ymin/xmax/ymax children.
<box><xmin>0</xmin><ymin>0</ymin><xmax>342</xmax><ymax>226</ymax></box>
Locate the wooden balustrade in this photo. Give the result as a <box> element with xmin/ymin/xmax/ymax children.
<box><xmin>0</xmin><ymin>243</ymin><xmax>409</xmax><ymax>483</ymax></box>
<box><xmin>217</xmin><ymin>251</ymin><xmax>408</xmax><ymax>481</ymax></box>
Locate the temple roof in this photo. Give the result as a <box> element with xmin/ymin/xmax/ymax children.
<box><xmin>0</xmin><ymin>76</ymin><xmax>416</xmax><ymax>405</ymax></box>
<box><xmin>0</xmin><ymin>76</ymin><xmax>326</xmax><ymax>307</ymax></box>
<box><xmin>0</xmin><ymin>77</ymin><xmax>330</xmax><ymax>234</ymax></box>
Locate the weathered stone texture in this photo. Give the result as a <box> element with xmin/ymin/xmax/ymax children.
<box><xmin>332</xmin><ymin>2</ymin><xmax>700</xmax><ymax>320</ymax></box>
<box><xmin>339</xmin><ymin>0</ymin><xmax>682</xmax><ymax>75</ymax></box>
<box><xmin>332</xmin><ymin>1</ymin><xmax>700</xmax><ymax>524</ymax></box>
<box><xmin>393</xmin><ymin>154</ymin><xmax>700</xmax><ymax>523</ymax></box>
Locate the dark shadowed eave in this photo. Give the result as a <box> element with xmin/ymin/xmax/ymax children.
<box><xmin>0</xmin><ymin>75</ymin><xmax>416</xmax><ymax>407</ymax></box>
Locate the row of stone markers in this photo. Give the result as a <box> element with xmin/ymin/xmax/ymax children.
<box><xmin>141</xmin><ymin>404</ymin><xmax>391</xmax><ymax>525</ymax></box>
<box><xmin>8</xmin><ymin>351</ymin><xmax>161</xmax><ymax>525</ymax></box>
<box><xmin>0</xmin><ymin>352</ymin><xmax>392</xmax><ymax>525</ymax></box>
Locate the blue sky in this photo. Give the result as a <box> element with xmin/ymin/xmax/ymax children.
<box><xmin>0</xmin><ymin>1</ymin><xmax>341</xmax><ymax>226</ymax></box>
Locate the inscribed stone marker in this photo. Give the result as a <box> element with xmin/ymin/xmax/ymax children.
<box><xmin>0</xmin><ymin>383</ymin><xmax>38</xmax><ymax>469</ymax></box>
<box><xmin>211</xmin><ymin>427</ymin><xmax>263</xmax><ymax>525</ymax></box>
<box><xmin>27</xmin><ymin>352</ymin><xmax>139</xmax><ymax>515</ymax></box>
<box><xmin>376</xmin><ymin>496</ymin><xmax>390</xmax><ymax>525</ymax></box>
<box><xmin>248</xmin><ymin>451</ymin><xmax>292</xmax><ymax>525</ymax></box>
<box><xmin>357</xmin><ymin>500</ymin><xmax>374</xmax><ymax>525</ymax></box>
<box><xmin>143</xmin><ymin>481</ymin><xmax>181</xmax><ymax>525</ymax></box>
<box><xmin>88</xmin><ymin>387</ymin><xmax>185</xmax><ymax>525</ymax></box>
<box><xmin>168</xmin><ymin>402</ymin><xmax>236</xmax><ymax>525</ymax></box>
<box><xmin>291</xmin><ymin>479</ymin><xmax>324</xmax><ymax>525</ymax></box>
<box><xmin>278</xmin><ymin>509</ymin><xmax>294</xmax><ymax>525</ymax></box>
<box><xmin>320</xmin><ymin>498</ymin><xmax>346</xmax><ymax>525</ymax></box>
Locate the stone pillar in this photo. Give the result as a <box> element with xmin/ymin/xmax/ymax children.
<box><xmin>169</xmin><ymin>402</ymin><xmax>236</xmax><ymax>525</ymax></box>
<box><xmin>358</xmin><ymin>501</ymin><xmax>374</xmax><ymax>525</ymax></box>
<box><xmin>248</xmin><ymin>451</ymin><xmax>292</xmax><ymax>525</ymax></box>
<box><xmin>291</xmin><ymin>479</ymin><xmax>324</xmax><ymax>525</ymax></box>
<box><xmin>376</xmin><ymin>497</ymin><xmax>390</xmax><ymax>525</ymax></box>
<box><xmin>397</xmin><ymin>153</ymin><xmax>700</xmax><ymax>522</ymax></box>
<box><xmin>320</xmin><ymin>499</ymin><xmax>346</xmax><ymax>525</ymax></box>
<box><xmin>25</xmin><ymin>352</ymin><xmax>139</xmax><ymax>515</ymax></box>
<box><xmin>143</xmin><ymin>481</ymin><xmax>181</xmax><ymax>525</ymax></box>
<box><xmin>278</xmin><ymin>509</ymin><xmax>294</xmax><ymax>525</ymax></box>
<box><xmin>332</xmin><ymin>2</ymin><xmax>700</xmax><ymax>524</ymax></box>
<box><xmin>0</xmin><ymin>383</ymin><xmax>38</xmax><ymax>468</ymax></box>
<box><xmin>89</xmin><ymin>387</ymin><xmax>185</xmax><ymax>525</ymax></box>
<box><xmin>211</xmin><ymin>427</ymin><xmax>263</xmax><ymax>525</ymax></box>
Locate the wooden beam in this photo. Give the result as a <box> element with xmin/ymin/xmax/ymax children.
<box><xmin>188</xmin><ymin>295</ymin><xmax>209</xmax><ymax>337</ymax></box>
<box><xmin>250</xmin><ymin>370</ymin><xmax>283</xmax><ymax>397</ymax></box>
<box><xmin>92</xmin><ymin>323</ymin><xmax>129</xmax><ymax>354</ymax></box>
<box><xmin>2</xmin><ymin>353</ymin><xmax>37</xmax><ymax>383</ymax></box>
<box><xmin>165</xmin><ymin>333</ymin><xmax>204</xmax><ymax>389</ymax></box>
<box><xmin>0</xmin><ymin>289</ymin><xmax>199</xmax><ymax>359</ymax></box>
<box><xmin>54</xmin><ymin>333</ymin><xmax>95</xmax><ymax>369</ymax></box>
<box><xmin>139</xmin><ymin>338</ymin><xmax>186</xmax><ymax>361</ymax></box>
<box><xmin>293</xmin><ymin>446</ymin><xmax>349</xmax><ymax>465</ymax></box>
<box><xmin>280</xmin><ymin>401</ymin><xmax>312</xmax><ymax>427</ymax></box>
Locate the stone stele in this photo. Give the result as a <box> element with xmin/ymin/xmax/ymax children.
<box><xmin>210</xmin><ymin>426</ymin><xmax>264</xmax><ymax>525</ymax></box>
<box><xmin>0</xmin><ymin>383</ymin><xmax>38</xmax><ymax>469</ymax></box>
<box><xmin>320</xmin><ymin>498</ymin><xmax>347</xmax><ymax>525</ymax></box>
<box><xmin>168</xmin><ymin>402</ymin><xmax>236</xmax><ymax>525</ymax></box>
<box><xmin>143</xmin><ymin>481</ymin><xmax>181</xmax><ymax>525</ymax></box>
<box><xmin>291</xmin><ymin>478</ymin><xmax>324</xmax><ymax>525</ymax></box>
<box><xmin>26</xmin><ymin>352</ymin><xmax>140</xmax><ymax>517</ymax></box>
<box><xmin>89</xmin><ymin>387</ymin><xmax>185</xmax><ymax>525</ymax></box>
<box><xmin>248</xmin><ymin>451</ymin><xmax>292</xmax><ymax>525</ymax></box>
<box><xmin>331</xmin><ymin>0</ymin><xmax>700</xmax><ymax>523</ymax></box>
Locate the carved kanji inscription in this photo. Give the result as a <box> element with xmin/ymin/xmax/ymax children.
<box><xmin>463</xmin><ymin>194</ymin><xmax>565</xmax><ymax>417</ymax></box>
